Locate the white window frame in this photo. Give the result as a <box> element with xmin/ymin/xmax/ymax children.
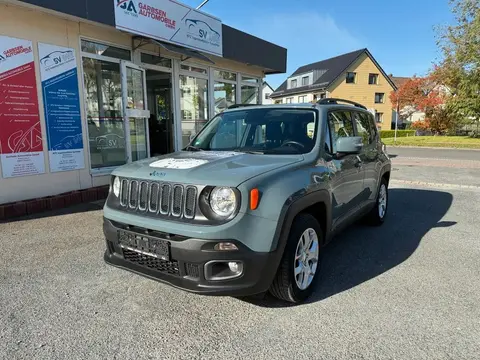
<box><xmin>136</xmin><ymin>50</ymin><xmax>174</xmax><ymax>74</ymax></box>
<box><xmin>298</xmin><ymin>95</ymin><xmax>307</xmax><ymax>103</ymax></box>
<box><xmin>302</xmin><ymin>76</ymin><xmax>309</xmax><ymax>86</ymax></box>
<box><xmin>375</xmin><ymin>92</ymin><xmax>385</xmax><ymax>104</ymax></box>
<box><xmin>239</xmin><ymin>73</ymin><xmax>261</xmax><ymax>105</ymax></box>
<box><xmin>178</xmin><ymin>61</ymin><xmax>209</xmax><ymax>150</ymax></box>
<box><xmin>212</xmin><ymin>68</ymin><xmax>237</xmax><ymax>115</ymax></box>
<box><xmin>79</xmin><ymin>37</ymin><xmax>132</xmax><ymax>176</ymax></box>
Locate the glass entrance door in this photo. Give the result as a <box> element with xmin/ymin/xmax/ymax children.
<box><xmin>120</xmin><ymin>61</ymin><xmax>150</xmax><ymax>163</ymax></box>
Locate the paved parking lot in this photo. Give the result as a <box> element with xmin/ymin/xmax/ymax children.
<box><xmin>1</xmin><ymin>148</ymin><xmax>480</xmax><ymax>360</ymax></box>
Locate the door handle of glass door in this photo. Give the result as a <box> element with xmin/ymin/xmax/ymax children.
<box><xmin>355</xmin><ymin>156</ymin><xmax>362</xmax><ymax>167</ymax></box>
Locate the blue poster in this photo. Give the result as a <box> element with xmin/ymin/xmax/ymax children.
<box><xmin>39</xmin><ymin>43</ymin><xmax>85</xmax><ymax>172</ymax></box>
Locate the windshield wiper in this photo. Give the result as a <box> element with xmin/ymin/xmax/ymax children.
<box><xmin>184</xmin><ymin>145</ymin><xmax>204</xmax><ymax>152</ymax></box>
<box><xmin>233</xmin><ymin>148</ymin><xmax>264</xmax><ymax>155</ymax></box>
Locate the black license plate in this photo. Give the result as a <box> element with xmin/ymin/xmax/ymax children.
<box><xmin>117</xmin><ymin>230</ymin><xmax>170</xmax><ymax>261</ymax></box>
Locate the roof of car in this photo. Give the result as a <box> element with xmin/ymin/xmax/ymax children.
<box><xmin>223</xmin><ymin>99</ymin><xmax>370</xmax><ymax>114</ymax></box>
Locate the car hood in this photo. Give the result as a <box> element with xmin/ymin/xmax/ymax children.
<box><xmin>112</xmin><ymin>151</ymin><xmax>304</xmax><ymax>187</ymax></box>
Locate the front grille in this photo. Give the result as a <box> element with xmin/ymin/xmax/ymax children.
<box><xmin>123</xmin><ymin>249</ymin><xmax>180</xmax><ymax>276</ymax></box>
<box><xmin>119</xmin><ymin>178</ymin><xmax>198</xmax><ymax>220</ymax></box>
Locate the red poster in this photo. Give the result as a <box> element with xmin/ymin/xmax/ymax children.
<box><xmin>0</xmin><ymin>36</ymin><xmax>45</xmax><ymax>178</ymax></box>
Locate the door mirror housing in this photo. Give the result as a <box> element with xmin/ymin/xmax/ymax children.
<box><xmin>336</xmin><ymin>136</ymin><xmax>363</xmax><ymax>154</ymax></box>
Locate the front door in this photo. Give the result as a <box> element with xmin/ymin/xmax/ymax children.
<box><xmin>120</xmin><ymin>61</ymin><xmax>150</xmax><ymax>163</ymax></box>
<box><xmin>327</xmin><ymin>110</ymin><xmax>365</xmax><ymax>227</ymax></box>
<box><xmin>145</xmin><ymin>69</ymin><xmax>174</xmax><ymax>156</ymax></box>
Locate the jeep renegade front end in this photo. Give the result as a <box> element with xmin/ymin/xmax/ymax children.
<box><xmin>103</xmin><ymin>99</ymin><xmax>391</xmax><ymax>304</ymax></box>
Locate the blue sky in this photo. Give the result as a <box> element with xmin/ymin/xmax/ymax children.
<box><xmin>180</xmin><ymin>0</ymin><xmax>455</xmax><ymax>89</ymax></box>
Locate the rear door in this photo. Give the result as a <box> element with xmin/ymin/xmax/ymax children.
<box><xmin>352</xmin><ymin>111</ymin><xmax>379</xmax><ymax>204</ymax></box>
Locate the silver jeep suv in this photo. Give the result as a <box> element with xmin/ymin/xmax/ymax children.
<box><xmin>103</xmin><ymin>98</ymin><xmax>391</xmax><ymax>304</ymax></box>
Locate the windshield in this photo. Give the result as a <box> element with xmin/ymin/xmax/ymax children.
<box><xmin>187</xmin><ymin>108</ymin><xmax>318</xmax><ymax>155</ymax></box>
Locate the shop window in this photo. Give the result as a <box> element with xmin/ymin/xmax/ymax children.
<box><xmin>81</xmin><ymin>40</ymin><xmax>131</xmax><ymax>61</ymax></box>
<box><xmin>180</xmin><ymin>75</ymin><xmax>209</xmax><ymax>147</ymax></box>
<box><xmin>241</xmin><ymin>85</ymin><xmax>259</xmax><ymax>105</ymax></box>
<box><xmin>181</xmin><ymin>64</ymin><xmax>207</xmax><ymax>75</ymax></box>
<box><xmin>214</xmin><ymin>82</ymin><xmax>236</xmax><ymax>114</ymax></box>
<box><xmin>241</xmin><ymin>75</ymin><xmax>259</xmax><ymax>84</ymax></box>
<box><xmin>214</xmin><ymin>70</ymin><xmax>237</xmax><ymax>81</ymax></box>
<box><xmin>140</xmin><ymin>53</ymin><xmax>172</xmax><ymax>68</ymax></box>
<box><xmin>82</xmin><ymin>58</ymin><xmax>126</xmax><ymax>169</ymax></box>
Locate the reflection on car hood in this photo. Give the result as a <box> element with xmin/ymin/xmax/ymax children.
<box><xmin>112</xmin><ymin>151</ymin><xmax>304</xmax><ymax>187</ymax></box>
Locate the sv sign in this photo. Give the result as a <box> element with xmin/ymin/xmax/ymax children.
<box><xmin>39</xmin><ymin>50</ymin><xmax>75</xmax><ymax>69</ymax></box>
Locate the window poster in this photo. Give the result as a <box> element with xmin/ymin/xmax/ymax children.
<box><xmin>0</xmin><ymin>36</ymin><xmax>45</xmax><ymax>178</ymax></box>
<box><xmin>38</xmin><ymin>42</ymin><xmax>84</xmax><ymax>172</ymax></box>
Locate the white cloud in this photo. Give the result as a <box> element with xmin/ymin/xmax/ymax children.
<box><xmin>234</xmin><ymin>12</ymin><xmax>364</xmax><ymax>89</ymax></box>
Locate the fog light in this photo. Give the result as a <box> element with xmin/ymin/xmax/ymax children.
<box><xmin>228</xmin><ymin>261</ymin><xmax>243</xmax><ymax>274</ymax></box>
<box><xmin>214</xmin><ymin>242</ymin><xmax>238</xmax><ymax>251</ymax></box>
<box><xmin>205</xmin><ymin>260</ymin><xmax>244</xmax><ymax>281</ymax></box>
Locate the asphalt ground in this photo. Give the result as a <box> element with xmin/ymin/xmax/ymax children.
<box><xmin>1</xmin><ymin>147</ymin><xmax>479</xmax><ymax>360</ymax></box>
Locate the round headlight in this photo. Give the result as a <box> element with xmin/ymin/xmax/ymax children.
<box><xmin>113</xmin><ymin>176</ymin><xmax>121</xmax><ymax>197</ymax></box>
<box><xmin>210</xmin><ymin>187</ymin><xmax>237</xmax><ymax>217</ymax></box>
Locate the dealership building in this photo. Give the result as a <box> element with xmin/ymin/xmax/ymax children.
<box><xmin>0</xmin><ymin>0</ymin><xmax>286</xmax><ymax>209</ymax></box>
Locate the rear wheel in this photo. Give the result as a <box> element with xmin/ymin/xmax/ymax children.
<box><xmin>366</xmin><ymin>177</ymin><xmax>389</xmax><ymax>226</ymax></box>
<box><xmin>269</xmin><ymin>213</ymin><xmax>323</xmax><ymax>304</ymax></box>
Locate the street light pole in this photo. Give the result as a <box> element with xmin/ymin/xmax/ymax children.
<box><xmin>196</xmin><ymin>0</ymin><xmax>210</xmax><ymax>9</ymax></box>
<box><xmin>394</xmin><ymin>101</ymin><xmax>399</xmax><ymax>145</ymax></box>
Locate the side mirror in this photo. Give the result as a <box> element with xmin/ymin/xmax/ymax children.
<box><xmin>336</xmin><ymin>136</ymin><xmax>363</xmax><ymax>154</ymax></box>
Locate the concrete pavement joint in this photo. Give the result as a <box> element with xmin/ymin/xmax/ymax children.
<box><xmin>391</xmin><ymin>156</ymin><xmax>480</xmax><ymax>163</ymax></box>
<box><xmin>391</xmin><ymin>179</ymin><xmax>480</xmax><ymax>190</ymax></box>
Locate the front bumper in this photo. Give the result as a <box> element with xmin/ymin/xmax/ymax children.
<box><xmin>103</xmin><ymin>218</ymin><xmax>281</xmax><ymax>297</ymax></box>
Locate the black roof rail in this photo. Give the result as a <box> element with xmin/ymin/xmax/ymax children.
<box><xmin>227</xmin><ymin>104</ymin><xmax>259</xmax><ymax>109</ymax></box>
<box><xmin>316</xmin><ymin>98</ymin><xmax>367</xmax><ymax>110</ymax></box>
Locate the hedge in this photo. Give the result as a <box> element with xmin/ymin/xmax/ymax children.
<box><xmin>380</xmin><ymin>130</ymin><xmax>416</xmax><ymax>138</ymax></box>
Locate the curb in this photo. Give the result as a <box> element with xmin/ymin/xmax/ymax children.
<box><xmin>386</xmin><ymin>145</ymin><xmax>480</xmax><ymax>151</ymax></box>
<box><xmin>0</xmin><ymin>185</ymin><xmax>109</xmax><ymax>221</ymax></box>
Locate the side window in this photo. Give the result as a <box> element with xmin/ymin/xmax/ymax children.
<box><xmin>324</xmin><ymin>120</ymin><xmax>333</xmax><ymax>154</ymax></box>
<box><xmin>352</xmin><ymin>112</ymin><xmax>373</xmax><ymax>145</ymax></box>
<box><xmin>328</xmin><ymin>111</ymin><xmax>355</xmax><ymax>153</ymax></box>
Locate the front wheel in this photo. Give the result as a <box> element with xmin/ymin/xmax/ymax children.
<box><xmin>269</xmin><ymin>213</ymin><xmax>323</xmax><ymax>304</ymax></box>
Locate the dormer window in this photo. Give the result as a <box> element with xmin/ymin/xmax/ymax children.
<box><xmin>302</xmin><ymin>76</ymin><xmax>309</xmax><ymax>86</ymax></box>
<box><xmin>290</xmin><ymin>79</ymin><xmax>297</xmax><ymax>88</ymax></box>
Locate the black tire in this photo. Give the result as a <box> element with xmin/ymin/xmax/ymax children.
<box><xmin>366</xmin><ymin>177</ymin><xmax>389</xmax><ymax>226</ymax></box>
<box><xmin>269</xmin><ymin>213</ymin><xmax>323</xmax><ymax>304</ymax></box>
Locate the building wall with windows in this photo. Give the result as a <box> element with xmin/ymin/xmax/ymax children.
<box><xmin>328</xmin><ymin>52</ymin><xmax>395</xmax><ymax>130</ymax></box>
<box><xmin>0</xmin><ymin>2</ymin><xmax>275</xmax><ymax>204</ymax></box>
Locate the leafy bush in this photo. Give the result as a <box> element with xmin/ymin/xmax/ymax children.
<box><xmin>380</xmin><ymin>130</ymin><xmax>416</xmax><ymax>138</ymax></box>
<box><xmin>469</xmin><ymin>131</ymin><xmax>480</xmax><ymax>139</ymax></box>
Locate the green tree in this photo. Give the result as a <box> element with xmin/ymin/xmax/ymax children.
<box><xmin>434</xmin><ymin>0</ymin><xmax>480</xmax><ymax>130</ymax></box>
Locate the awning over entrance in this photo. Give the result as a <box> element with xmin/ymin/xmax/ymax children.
<box><xmin>133</xmin><ymin>36</ymin><xmax>215</xmax><ymax>65</ymax></box>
